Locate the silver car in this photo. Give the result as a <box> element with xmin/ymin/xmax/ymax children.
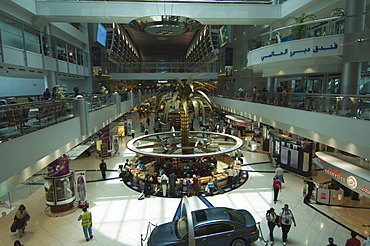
<box><xmin>147</xmin><ymin>207</ymin><xmax>259</xmax><ymax>246</ymax></box>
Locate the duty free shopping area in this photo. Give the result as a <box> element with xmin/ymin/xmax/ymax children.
<box><xmin>0</xmin><ymin>110</ymin><xmax>370</xmax><ymax>246</ymax></box>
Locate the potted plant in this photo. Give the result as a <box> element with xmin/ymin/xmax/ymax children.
<box><xmin>100</xmin><ymin>86</ymin><xmax>108</xmax><ymax>95</ymax></box>
<box><xmin>287</xmin><ymin>13</ymin><xmax>316</xmax><ymax>39</ymax></box>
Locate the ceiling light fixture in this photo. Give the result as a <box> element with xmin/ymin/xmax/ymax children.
<box><xmin>129</xmin><ymin>15</ymin><xmax>201</xmax><ymax>36</ymax></box>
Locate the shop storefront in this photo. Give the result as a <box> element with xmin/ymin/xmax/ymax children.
<box><xmin>269</xmin><ymin>130</ymin><xmax>312</xmax><ymax>177</ymax></box>
<box><xmin>225</xmin><ymin>114</ymin><xmax>253</xmax><ymax>137</ymax></box>
<box><xmin>314</xmin><ymin>152</ymin><xmax>370</xmax><ymax>203</ymax></box>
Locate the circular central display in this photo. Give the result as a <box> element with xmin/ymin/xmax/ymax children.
<box><xmin>126</xmin><ymin>131</ymin><xmax>243</xmax><ymax>158</ymax></box>
<box><xmin>129</xmin><ymin>16</ymin><xmax>201</xmax><ymax>36</ymax></box>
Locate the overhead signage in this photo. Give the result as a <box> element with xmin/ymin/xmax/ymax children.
<box><xmin>361</xmin><ymin>71</ymin><xmax>370</xmax><ymax>77</ymax></box>
<box><xmin>317</xmin><ymin>155</ymin><xmax>370</xmax><ymax>198</ymax></box>
<box><xmin>261</xmin><ymin>42</ymin><xmax>338</xmax><ymax>61</ymax></box>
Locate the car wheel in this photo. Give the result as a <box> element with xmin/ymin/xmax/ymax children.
<box><xmin>231</xmin><ymin>238</ymin><xmax>247</xmax><ymax>246</ymax></box>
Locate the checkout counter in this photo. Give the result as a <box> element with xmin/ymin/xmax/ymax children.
<box><xmin>303</xmin><ymin>182</ymin><xmax>344</xmax><ymax>205</ymax></box>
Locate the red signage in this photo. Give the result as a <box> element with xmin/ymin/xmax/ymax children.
<box><xmin>324</xmin><ymin>167</ymin><xmax>346</xmax><ymax>182</ymax></box>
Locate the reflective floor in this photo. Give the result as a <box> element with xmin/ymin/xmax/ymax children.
<box><xmin>0</xmin><ymin>112</ymin><xmax>369</xmax><ymax>246</ymax></box>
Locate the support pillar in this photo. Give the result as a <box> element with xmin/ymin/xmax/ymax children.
<box><xmin>340</xmin><ymin>0</ymin><xmax>366</xmax><ymax>95</ymax></box>
<box><xmin>76</xmin><ymin>96</ymin><xmax>89</xmax><ymax>136</ymax></box>
<box><xmin>267</xmin><ymin>77</ymin><xmax>275</xmax><ymax>92</ymax></box>
<box><xmin>43</xmin><ymin>24</ymin><xmax>57</xmax><ymax>90</ymax></box>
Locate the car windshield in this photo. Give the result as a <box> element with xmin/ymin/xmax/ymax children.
<box><xmin>226</xmin><ymin>208</ymin><xmax>245</xmax><ymax>225</ymax></box>
<box><xmin>175</xmin><ymin>215</ymin><xmax>188</xmax><ymax>239</ymax></box>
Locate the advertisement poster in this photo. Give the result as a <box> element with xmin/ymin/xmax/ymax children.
<box><xmin>117</xmin><ymin>124</ymin><xmax>125</xmax><ymax>137</ymax></box>
<box><xmin>74</xmin><ymin>171</ymin><xmax>87</xmax><ymax>205</ymax></box>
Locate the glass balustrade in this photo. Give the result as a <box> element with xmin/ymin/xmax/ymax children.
<box><xmin>213</xmin><ymin>90</ymin><xmax>370</xmax><ymax>120</ymax></box>
<box><xmin>0</xmin><ymin>99</ymin><xmax>77</xmax><ymax>142</ymax></box>
<box><xmin>107</xmin><ymin>62</ymin><xmax>218</xmax><ymax>73</ymax></box>
<box><xmin>0</xmin><ymin>92</ymin><xmax>137</xmax><ymax>142</ymax></box>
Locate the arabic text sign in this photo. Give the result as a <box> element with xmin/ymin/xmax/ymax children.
<box><xmin>247</xmin><ymin>35</ymin><xmax>344</xmax><ymax>66</ymax></box>
<box><xmin>261</xmin><ymin>42</ymin><xmax>338</xmax><ymax>61</ymax></box>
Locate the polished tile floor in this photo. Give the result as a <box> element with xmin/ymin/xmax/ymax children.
<box><xmin>0</xmin><ymin>113</ymin><xmax>369</xmax><ymax>246</ymax></box>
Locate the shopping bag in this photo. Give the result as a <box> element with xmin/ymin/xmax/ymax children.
<box><xmin>10</xmin><ymin>223</ymin><xmax>16</xmax><ymax>232</ymax></box>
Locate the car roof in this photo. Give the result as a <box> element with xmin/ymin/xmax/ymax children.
<box><xmin>191</xmin><ymin>207</ymin><xmax>234</xmax><ymax>226</ymax></box>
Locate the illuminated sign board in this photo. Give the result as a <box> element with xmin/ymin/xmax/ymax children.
<box><xmin>317</xmin><ymin>154</ymin><xmax>370</xmax><ymax>198</ymax></box>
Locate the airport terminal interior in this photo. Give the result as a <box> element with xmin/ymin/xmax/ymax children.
<box><xmin>1</xmin><ymin>0</ymin><xmax>370</xmax><ymax>245</ymax></box>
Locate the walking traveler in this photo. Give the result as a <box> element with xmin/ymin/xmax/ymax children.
<box><xmin>43</xmin><ymin>88</ymin><xmax>51</xmax><ymax>100</ymax></box>
<box><xmin>266</xmin><ymin>208</ymin><xmax>278</xmax><ymax>245</ymax></box>
<box><xmin>192</xmin><ymin>174</ymin><xmax>200</xmax><ymax>196</ymax></box>
<box><xmin>169</xmin><ymin>172</ymin><xmax>177</xmax><ymax>197</ymax></box>
<box><xmin>304</xmin><ymin>177</ymin><xmax>316</xmax><ymax>203</ymax></box>
<box><xmin>327</xmin><ymin>237</ymin><xmax>337</xmax><ymax>246</ymax></box>
<box><xmin>278</xmin><ymin>204</ymin><xmax>296</xmax><ymax>245</ymax></box>
<box><xmin>99</xmin><ymin>160</ymin><xmax>107</xmax><ymax>179</ymax></box>
<box><xmin>13</xmin><ymin>205</ymin><xmax>30</xmax><ymax>238</ymax></box>
<box><xmin>183</xmin><ymin>174</ymin><xmax>192</xmax><ymax>196</ymax></box>
<box><xmin>275</xmin><ymin>165</ymin><xmax>284</xmax><ymax>185</ymax></box>
<box><xmin>78</xmin><ymin>207</ymin><xmax>93</xmax><ymax>242</ymax></box>
<box><xmin>272</xmin><ymin>176</ymin><xmax>282</xmax><ymax>204</ymax></box>
<box><xmin>144</xmin><ymin>174</ymin><xmax>151</xmax><ymax>197</ymax></box>
<box><xmin>160</xmin><ymin>173</ymin><xmax>168</xmax><ymax>197</ymax></box>
<box><xmin>345</xmin><ymin>231</ymin><xmax>361</xmax><ymax>246</ymax></box>
<box><xmin>227</xmin><ymin>166</ymin><xmax>236</xmax><ymax>188</ymax></box>
<box><xmin>14</xmin><ymin>240</ymin><xmax>24</xmax><ymax>246</ymax></box>
<box><xmin>363</xmin><ymin>235</ymin><xmax>370</xmax><ymax>246</ymax></box>
<box><xmin>151</xmin><ymin>173</ymin><xmax>159</xmax><ymax>194</ymax></box>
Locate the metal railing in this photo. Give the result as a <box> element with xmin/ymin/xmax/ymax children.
<box><xmin>0</xmin><ymin>92</ymin><xmax>132</xmax><ymax>142</ymax></box>
<box><xmin>213</xmin><ymin>90</ymin><xmax>370</xmax><ymax>120</ymax></box>
<box><xmin>247</xmin><ymin>9</ymin><xmax>370</xmax><ymax>52</ymax></box>
<box><xmin>107</xmin><ymin>62</ymin><xmax>219</xmax><ymax>73</ymax></box>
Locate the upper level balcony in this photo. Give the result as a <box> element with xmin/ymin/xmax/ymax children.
<box><xmin>246</xmin><ymin>12</ymin><xmax>370</xmax><ymax>77</ymax></box>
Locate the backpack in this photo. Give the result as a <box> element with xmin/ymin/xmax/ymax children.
<box><xmin>184</xmin><ymin>179</ymin><xmax>189</xmax><ymax>186</ymax></box>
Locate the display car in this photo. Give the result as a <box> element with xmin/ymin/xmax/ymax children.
<box><xmin>147</xmin><ymin>207</ymin><xmax>259</xmax><ymax>246</ymax></box>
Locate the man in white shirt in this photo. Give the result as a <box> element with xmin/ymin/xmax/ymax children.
<box><xmin>275</xmin><ymin>165</ymin><xmax>284</xmax><ymax>184</ymax></box>
<box><xmin>278</xmin><ymin>204</ymin><xmax>296</xmax><ymax>245</ymax></box>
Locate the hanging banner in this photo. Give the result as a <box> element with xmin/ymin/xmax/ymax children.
<box><xmin>74</xmin><ymin>171</ymin><xmax>88</xmax><ymax>207</ymax></box>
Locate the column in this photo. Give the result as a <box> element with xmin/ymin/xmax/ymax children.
<box><xmin>340</xmin><ymin>0</ymin><xmax>366</xmax><ymax>95</ymax></box>
<box><xmin>114</xmin><ymin>92</ymin><xmax>122</xmax><ymax>116</ymax></box>
<box><xmin>76</xmin><ymin>96</ymin><xmax>89</xmax><ymax>136</ymax></box>
<box><xmin>43</xmin><ymin>24</ymin><xmax>57</xmax><ymax>90</ymax></box>
<box><xmin>267</xmin><ymin>77</ymin><xmax>275</xmax><ymax>92</ymax></box>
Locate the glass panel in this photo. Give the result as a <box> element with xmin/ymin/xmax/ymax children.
<box><xmin>0</xmin><ymin>99</ymin><xmax>77</xmax><ymax>142</ymax></box>
<box><xmin>56</xmin><ymin>39</ymin><xmax>67</xmax><ymax>61</ymax></box>
<box><xmin>0</xmin><ymin>16</ymin><xmax>24</xmax><ymax>49</ymax></box>
<box><xmin>67</xmin><ymin>45</ymin><xmax>76</xmax><ymax>64</ymax></box>
<box><xmin>24</xmin><ymin>25</ymin><xmax>41</xmax><ymax>53</ymax></box>
<box><xmin>44</xmin><ymin>179</ymin><xmax>54</xmax><ymax>203</ymax></box>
